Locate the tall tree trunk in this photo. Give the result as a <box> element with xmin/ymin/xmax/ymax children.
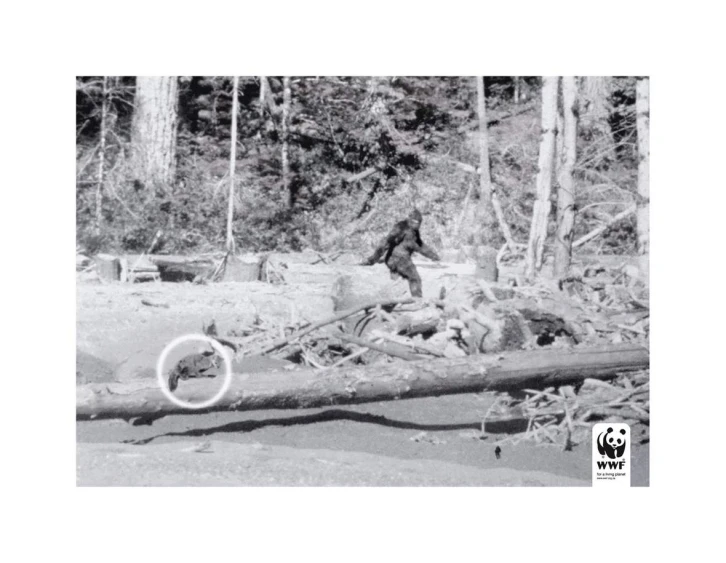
<box><xmin>492</xmin><ymin>189</ymin><xmax>516</xmax><ymax>254</ymax></box>
<box><xmin>580</xmin><ymin>76</ymin><xmax>615</xmax><ymax>164</ymax></box>
<box><xmin>636</xmin><ymin>77</ymin><xmax>650</xmax><ymax>282</ymax></box>
<box><xmin>525</xmin><ymin>77</ymin><xmax>559</xmax><ymax>279</ymax></box>
<box><xmin>282</xmin><ymin>76</ymin><xmax>292</xmax><ymax>206</ymax></box>
<box><xmin>259</xmin><ymin>75</ymin><xmax>267</xmax><ymax>117</ymax></box>
<box><xmin>553</xmin><ymin>76</ymin><xmax>578</xmax><ymax>278</ymax></box>
<box><xmin>130</xmin><ymin>77</ymin><xmax>178</xmax><ymax>193</ymax></box>
<box><xmin>475</xmin><ymin>78</ymin><xmax>517</xmax><ymax>252</ymax></box>
<box><xmin>95</xmin><ymin>76</ymin><xmax>108</xmax><ymax>235</ymax></box>
<box><xmin>226</xmin><ymin>76</ymin><xmax>239</xmax><ymax>253</ymax></box>
<box><xmin>475</xmin><ymin>76</ymin><xmax>495</xmax><ymax>245</ymax></box>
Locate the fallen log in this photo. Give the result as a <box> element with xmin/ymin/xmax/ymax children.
<box><xmin>338</xmin><ymin>333</ymin><xmax>423</xmax><ymax>361</ymax></box>
<box><xmin>125</xmin><ymin>254</ymin><xmax>218</xmax><ymax>282</ymax></box>
<box><xmin>344</xmin><ymin>167</ymin><xmax>378</xmax><ymax>183</ymax></box>
<box><xmin>573</xmin><ymin>204</ymin><xmax>637</xmax><ymax>249</ymax></box>
<box><xmin>76</xmin><ymin>343</ymin><xmax>648</xmax><ymax>421</ymax></box>
<box><xmin>370</xmin><ymin>330</ymin><xmax>445</xmax><ymax>357</ymax></box>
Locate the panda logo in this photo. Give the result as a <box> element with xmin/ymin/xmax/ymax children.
<box><xmin>597</xmin><ymin>427</ymin><xmax>627</xmax><ymax>459</ymax></box>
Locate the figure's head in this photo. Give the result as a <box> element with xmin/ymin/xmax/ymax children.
<box><xmin>408</xmin><ymin>209</ymin><xmax>423</xmax><ymax>229</ymax></box>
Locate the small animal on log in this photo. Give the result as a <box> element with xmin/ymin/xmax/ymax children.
<box><xmin>167</xmin><ymin>349</ymin><xmax>220</xmax><ymax>392</ymax></box>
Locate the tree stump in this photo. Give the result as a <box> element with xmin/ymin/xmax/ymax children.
<box><xmin>96</xmin><ymin>254</ymin><xmax>120</xmax><ymax>281</ymax></box>
<box><xmin>223</xmin><ymin>255</ymin><xmax>262</xmax><ymax>282</ymax></box>
<box><xmin>474</xmin><ymin>245</ymin><xmax>499</xmax><ymax>282</ymax></box>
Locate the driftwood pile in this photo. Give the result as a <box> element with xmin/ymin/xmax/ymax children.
<box><xmin>211</xmin><ymin>258</ymin><xmax>650</xmax><ymax>366</ymax></box>
<box><xmin>184</xmin><ymin>262</ymin><xmax>650</xmax><ymax>447</ymax></box>
<box><xmin>483</xmin><ymin>369</ymin><xmax>649</xmax><ymax>451</ymax></box>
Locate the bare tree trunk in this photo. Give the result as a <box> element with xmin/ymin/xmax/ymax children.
<box><xmin>474</xmin><ymin>77</ymin><xmax>497</xmax><ymax>244</ymax></box>
<box><xmin>226</xmin><ymin>76</ymin><xmax>239</xmax><ymax>253</ymax></box>
<box><xmin>554</xmin><ymin>77</ymin><xmax>578</xmax><ymax>278</ymax></box>
<box><xmin>476</xmin><ymin>77</ymin><xmax>493</xmax><ymax>209</ymax></box>
<box><xmin>513</xmin><ymin>76</ymin><xmax>520</xmax><ymax>104</ymax></box>
<box><xmin>282</xmin><ymin>76</ymin><xmax>291</xmax><ymax>206</ymax></box>
<box><xmin>94</xmin><ymin>76</ymin><xmax>108</xmax><ymax>235</ymax></box>
<box><xmin>131</xmin><ymin>77</ymin><xmax>178</xmax><ymax>193</ymax></box>
<box><xmin>636</xmin><ymin>78</ymin><xmax>650</xmax><ymax>255</ymax></box>
<box><xmin>474</xmin><ymin>77</ymin><xmax>516</xmax><ymax>252</ymax></box>
<box><xmin>525</xmin><ymin>77</ymin><xmax>559</xmax><ymax>278</ymax></box>
<box><xmin>492</xmin><ymin>188</ymin><xmax>516</xmax><ymax>252</ymax></box>
<box><xmin>455</xmin><ymin>180</ymin><xmax>476</xmax><ymax>240</ymax></box>
<box><xmin>636</xmin><ymin>77</ymin><xmax>650</xmax><ymax>283</ymax></box>
<box><xmin>259</xmin><ymin>75</ymin><xmax>267</xmax><ymax>117</ymax></box>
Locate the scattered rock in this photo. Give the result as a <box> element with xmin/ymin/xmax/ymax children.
<box><xmin>141</xmin><ymin>298</ymin><xmax>170</xmax><ymax>308</ymax></box>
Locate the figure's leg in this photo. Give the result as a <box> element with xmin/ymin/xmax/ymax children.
<box><xmin>408</xmin><ymin>273</ymin><xmax>423</xmax><ymax>297</ymax></box>
<box><xmin>385</xmin><ymin>257</ymin><xmax>402</xmax><ymax>280</ymax></box>
<box><xmin>397</xmin><ymin>259</ymin><xmax>423</xmax><ymax>297</ymax></box>
<box><xmin>408</xmin><ymin>275</ymin><xmax>423</xmax><ymax>297</ymax></box>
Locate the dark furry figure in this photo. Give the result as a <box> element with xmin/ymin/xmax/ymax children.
<box><xmin>361</xmin><ymin>209</ymin><xmax>440</xmax><ymax>297</ymax></box>
<box><xmin>168</xmin><ymin>349</ymin><xmax>219</xmax><ymax>392</ymax></box>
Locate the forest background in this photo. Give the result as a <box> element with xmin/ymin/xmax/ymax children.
<box><xmin>75</xmin><ymin>76</ymin><xmax>645</xmax><ymax>275</ymax></box>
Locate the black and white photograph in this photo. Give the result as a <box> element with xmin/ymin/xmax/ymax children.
<box><xmin>75</xmin><ymin>75</ymin><xmax>650</xmax><ymax>487</ymax></box>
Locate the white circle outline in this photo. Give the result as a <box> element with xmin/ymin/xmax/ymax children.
<box><xmin>156</xmin><ymin>334</ymin><xmax>233</xmax><ymax>410</ymax></box>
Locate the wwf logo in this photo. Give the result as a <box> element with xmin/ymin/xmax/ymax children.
<box><xmin>597</xmin><ymin>426</ymin><xmax>627</xmax><ymax>459</ymax></box>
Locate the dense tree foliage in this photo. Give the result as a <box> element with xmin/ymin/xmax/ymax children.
<box><xmin>76</xmin><ymin>76</ymin><xmax>639</xmax><ymax>257</ymax></box>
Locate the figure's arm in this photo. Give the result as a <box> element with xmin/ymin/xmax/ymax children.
<box><xmin>361</xmin><ymin>221</ymin><xmax>406</xmax><ymax>265</ymax></box>
<box><xmin>415</xmin><ymin>232</ymin><xmax>441</xmax><ymax>261</ymax></box>
<box><xmin>417</xmin><ymin>243</ymin><xmax>441</xmax><ymax>262</ymax></box>
<box><xmin>361</xmin><ymin>244</ymin><xmax>385</xmax><ymax>265</ymax></box>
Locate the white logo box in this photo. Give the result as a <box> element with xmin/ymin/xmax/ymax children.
<box><xmin>592</xmin><ymin>423</ymin><xmax>631</xmax><ymax>487</ymax></box>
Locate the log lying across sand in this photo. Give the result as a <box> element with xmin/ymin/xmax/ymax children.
<box><xmin>76</xmin><ymin>343</ymin><xmax>648</xmax><ymax>421</ymax></box>
<box><xmin>124</xmin><ymin>254</ymin><xmax>218</xmax><ymax>281</ymax></box>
